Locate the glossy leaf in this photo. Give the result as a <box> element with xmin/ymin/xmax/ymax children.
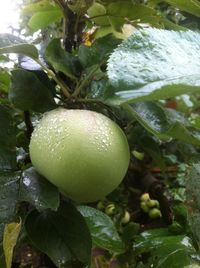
<box><xmin>186</xmin><ymin>160</ymin><xmax>200</xmax><ymax>245</ymax></box>
<box><xmin>25</xmin><ymin>202</ymin><xmax>92</xmax><ymax>267</ymax></box>
<box><xmin>19</xmin><ymin>167</ymin><xmax>60</xmax><ymax>212</ymax></box>
<box><xmin>124</xmin><ymin>102</ymin><xmax>200</xmax><ymax>145</ymax></box>
<box><xmin>9</xmin><ymin>69</ymin><xmax>56</xmax><ymax>112</ymax></box>
<box><xmin>3</xmin><ymin>220</ymin><xmax>22</xmax><ymax>268</ymax></box>
<box><xmin>0</xmin><ymin>172</ymin><xmax>20</xmax><ymax>223</ymax></box>
<box><xmin>0</xmin><ymin>106</ymin><xmax>16</xmax><ymax>171</ymax></box>
<box><xmin>134</xmin><ymin>229</ymin><xmax>196</xmax><ymax>267</ymax></box>
<box><xmin>107</xmin><ymin>29</ymin><xmax>200</xmax><ymax>104</ymax></box>
<box><xmin>78</xmin><ymin>206</ymin><xmax>125</xmax><ymax>253</ymax></box>
<box><xmin>45</xmin><ymin>39</ymin><xmax>78</xmax><ymax>80</ymax></box>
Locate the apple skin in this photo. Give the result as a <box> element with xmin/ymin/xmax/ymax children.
<box><xmin>29</xmin><ymin>108</ymin><xmax>130</xmax><ymax>203</ymax></box>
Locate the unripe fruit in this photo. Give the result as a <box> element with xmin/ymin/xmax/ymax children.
<box><xmin>146</xmin><ymin>199</ymin><xmax>159</xmax><ymax>208</ymax></box>
<box><xmin>149</xmin><ymin>208</ymin><xmax>161</xmax><ymax>219</ymax></box>
<box><xmin>140</xmin><ymin>193</ymin><xmax>150</xmax><ymax>202</ymax></box>
<box><xmin>29</xmin><ymin>108</ymin><xmax>130</xmax><ymax>203</ymax></box>
<box><xmin>121</xmin><ymin>211</ymin><xmax>131</xmax><ymax>225</ymax></box>
<box><xmin>140</xmin><ymin>201</ymin><xmax>149</xmax><ymax>213</ymax></box>
<box><xmin>105</xmin><ymin>204</ymin><xmax>115</xmax><ymax>215</ymax></box>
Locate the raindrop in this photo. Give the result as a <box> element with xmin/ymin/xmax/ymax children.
<box><xmin>23</xmin><ymin>177</ymin><xmax>31</xmax><ymax>186</ymax></box>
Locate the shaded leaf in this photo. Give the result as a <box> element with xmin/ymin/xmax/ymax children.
<box><xmin>3</xmin><ymin>220</ymin><xmax>22</xmax><ymax>268</ymax></box>
<box><xmin>134</xmin><ymin>229</ymin><xmax>196</xmax><ymax>267</ymax></box>
<box><xmin>9</xmin><ymin>69</ymin><xmax>56</xmax><ymax>112</ymax></box>
<box><xmin>25</xmin><ymin>202</ymin><xmax>92</xmax><ymax>267</ymax></box>
<box><xmin>107</xmin><ymin>29</ymin><xmax>200</xmax><ymax>104</ymax></box>
<box><xmin>45</xmin><ymin>39</ymin><xmax>78</xmax><ymax>80</ymax></box>
<box><xmin>123</xmin><ymin>102</ymin><xmax>200</xmax><ymax>145</ymax></box>
<box><xmin>0</xmin><ymin>172</ymin><xmax>20</xmax><ymax>223</ymax></box>
<box><xmin>78</xmin><ymin>34</ymin><xmax>120</xmax><ymax>68</ymax></box>
<box><xmin>0</xmin><ymin>71</ymin><xmax>10</xmax><ymax>93</ymax></box>
<box><xmin>0</xmin><ymin>106</ymin><xmax>16</xmax><ymax>171</ymax></box>
<box><xmin>78</xmin><ymin>206</ymin><xmax>125</xmax><ymax>253</ymax></box>
<box><xmin>19</xmin><ymin>167</ymin><xmax>60</xmax><ymax>212</ymax></box>
<box><xmin>186</xmin><ymin>159</ymin><xmax>200</xmax><ymax>246</ymax></box>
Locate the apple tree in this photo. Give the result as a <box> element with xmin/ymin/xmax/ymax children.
<box><xmin>1</xmin><ymin>0</ymin><xmax>200</xmax><ymax>267</ymax></box>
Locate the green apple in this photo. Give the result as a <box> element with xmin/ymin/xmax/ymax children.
<box><xmin>29</xmin><ymin>108</ymin><xmax>130</xmax><ymax>203</ymax></box>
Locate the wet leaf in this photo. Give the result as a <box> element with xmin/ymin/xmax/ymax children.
<box><xmin>134</xmin><ymin>229</ymin><xmax>196</xmax><ymax>267</ymax></box>
<box><xmin>107</xmin><ymin>28</ymin><xmax>200</xmax><ymax>105</ymax></box>
<box><xmin>25</xmin><ymin>202</ymin><xmax>92</xmax><ymax>267</ymax></box>
<box><xmin>123</xmin><ymin>102</ymin><xmax>200</xmax><ymax>146</ymax></box>
<box><xmin>19</xmin><ymin>167</ymin><xmax>60</xmax><ymax>211</ymax></box>
<box><xmin>0</xmin><ymin>172</ymin><xmax>20</xmax><ymax>223</ymax></box>
<box><xmin>78</xmin><ymin>206</ymin><xmax>125</xmax><ymax>253</ymax></box>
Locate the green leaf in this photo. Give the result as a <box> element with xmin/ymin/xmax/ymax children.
<box><xmin>139</xmin><ymin>135</ymin><xmax>166</xmax><ymax>170</ymax></box>
<box><xmin>78</xmin><ymin>206</ymin><xmax>125</xmax><ymax>253</ymax></box>
<box><xmin>3</xmin><ymin>220</ymin><xmax>22</xmax><ymax>268</ymax></box>
<box><xmin>134</xmin><ymin>229</ymin><xmax>196</xmax><ymax>267</ymax></box>
<box><xmin>164</xmin><ymin>0</ymin><xmax>200</xmax><ymax>18</ymax></box>
<box><xmin>186</xmin><ymin>160</ymin><xmax>200</xmax><ymax>245</ymax></box>
<box><xmin>25</xmin><ymin>202</ymin><xmax>92</xmax><ymax>267</ymax></box>
<box><xmin>107</xmin><ymin>2</ymin><xmax>162</xmax><ymax>30</ymax></box>
<box><xmin>0</xmin><ymin>71</ymin><xmax>10</xmax><ymax>93</ymax></box>
<box><xmin>45</xmin><ymin>39</ymin><xmax>78</xmax><ymax>80</ymax></box>
<box><xmin>124</xmin><ymin>102</ymin><xmax>200</xmax><ymax>146</ymax></box>
<box><xmin>0</xmin><ymin>106</ymin><xmax>16</xmax><ymax>171</ymax></box>
<box><xmin>22</xmin><ymin>0</ymin><xmax>58</xmax><ymax>13</ymax></box>
<box><xmin>28</xmin><ymin>10</ymin><xmax>63</xmax><ymax>31</ymax></box>
<box><xmin>78</xmin><ymin>34</ymin><xmax>120</xmax><ymax>68</ymax></box>
<box><xmin>87</xmin><ymin>2</ymin><xmax>110</xmax><ymax>26</ymax></box>
<box><xmin>9</xmin><ymin>69</ymin><xmax>56</xmax><ymax>112</ymax></box>
<box><xmin>0</xmin><ymin>172</ymin><xmax>20</xmax><ymax>223</ymax></box>
<box><xmin>107</xmin><ymin>29</ymin><xmax>200</xmax><ymax>104</ymax></box>
<box><xmin>0</xmin><ymin>44</ymin><xmax>38</xmax><ymax>60</ymax></box>
<box><xmin>19</xmin><ymin>167</ymin><xmax>60</xmax><ymax>212</ymax></box>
